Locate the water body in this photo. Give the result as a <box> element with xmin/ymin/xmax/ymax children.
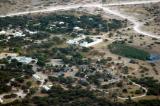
<box><xmin>148</xmin><ymin>54</ymin><xmax>160</xmax><ymax>63</ymax></box>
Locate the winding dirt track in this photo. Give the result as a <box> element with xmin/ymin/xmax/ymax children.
<box><xmin>1</xmin><ymin>0</ymin><xmax>160</xmax><ymax>101</ymax></box>
<box><xmin>1</xmin><ymin>0</ymin><xmax>160</xmax><ymax>38</ymax></box>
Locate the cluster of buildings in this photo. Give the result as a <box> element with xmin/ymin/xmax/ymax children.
<box><xmin>0</xmin><ymin>29</ymin><xmax>38</xmax><ymax>38</ymax></box>
<box><xmin>67</xmin><ymin>35</ymin><xmax>103</xmax><ymax>47</ymax></box>
<box><xmin>77</xmin><ymin>63</ymin><xmax>121</xmax><ymax>85</ymax></box>
<box><xmin>0</xmin><ymin>30</ymin><xmax>25</xmax><ymax>37</ymax></box>
<box><xmin>0</xmin><ymin>53</ymin><xmax>37</xmax><ymax>64</ymax></box>
<box><xmin>32</xmin><ymin>73</ymin><xmax>53</xmax><ymax>91</ymax></box>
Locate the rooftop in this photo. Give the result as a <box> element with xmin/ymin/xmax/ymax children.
<box><xmin>11</xmin><ymin>56</ymin><xmax>37</xmax><ymax>64</ymax></box>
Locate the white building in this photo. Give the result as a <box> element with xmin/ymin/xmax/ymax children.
<box><xmin>67</xmin><ymin>36</ymin><xmax>103</xmax><ymax>48</ymax></box>
<box><xmin>13</xmin><ymin>32</ymin><xmax>25</xmax><ymax>37</ymax></box>
<box><xmin>32</xmin><ymin>74</ymin><xmax>42</xmax><ymax>82</ymax></box>
<box><xmin>66</xmin><ymin>35</ymin><xmax>86</xmax><ymax>45</ymax></box>
<box><xmin>0</xmin><ymin>98</ymin><xmax>3</xmax><ymax>103</ymax></box>
<box><xmin>42</xmin><ymin>84</ymin><xmax>53</xmax><ymax>91</ymax></box>
<box><xmin>80</xmin><ymin>38</ymin><xmax>103</xmax><ymax>47</ymax></box>
<box><xmin>73</xmin><ymin>27</ymin><xmax>83</xmax><ymax>31</ymax></box>
<box><xmin>25</xmin><ymin>29</ymin><xmax>38</xmax><ymax>34</ymax></box>
<box><xmin>0</xmin><ymin>30</ymin><xmax>6</xmax><ymax>35</ymax></box>
<box><xmin>59</xmin><ymin>21</ymin><xmax>65</xmax><ymax>25</ymax></box>
<box><xmin>11</xmin><ymin>56</ymin><xmax>37</xmax><ymax>64</ymax></box>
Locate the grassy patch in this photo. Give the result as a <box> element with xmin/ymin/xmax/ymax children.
<box><xmin>108</xmin><ymin>42</ymin><xmax>150</xmax><ymax>60</ymax></box>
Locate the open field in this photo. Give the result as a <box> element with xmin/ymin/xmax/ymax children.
<box><xmin>0</xmin><ymin>0</ymin><xmax>160</xmax><ymax>104</ymax></box>
<box><xmin>110</xmin><ymin>2</ymin><xmax>160</xmax><ymax>36</ymax></box>
<box><xmin>1</xmin><ymin>0</ymin><xmax>160</xmax><ymax>15</ymax></box>
<box><xmin>0</xmin><ymin>0</ymin><xmax>101</xmax><ymax>15</ymax></box>
<box><xmin>91</xmin><ymin>26</ymin><xmax>160</xmax><ymax>81</ymax></box>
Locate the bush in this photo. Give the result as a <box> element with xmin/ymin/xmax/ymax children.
<box><xmin>132</xmin><ymin>77</ymin><xmax>160</xmax><ymax>96</ymax></box>
<box><xmin>108</xmin><ymin>42</ymin><xmax>150</xmax><ymax>60</ymax></box>
<box><xmin>3</xmin><ymin>94</ymin><xmax>17</xmax><ymax>99</ymax></box>
<box><xmin>135</xmin><ymin>89</ymin><xmax>142</xmax><ymax>94</ymax></box>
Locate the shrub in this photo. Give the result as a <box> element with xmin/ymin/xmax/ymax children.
<box><xmin>108</xmin><ymin>42</ymin><xmax>150</xmax><ymax>60</ymax></box>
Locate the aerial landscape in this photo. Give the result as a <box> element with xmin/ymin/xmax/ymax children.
<box><xmin>0</xmin><ymin>0</ymin><xmax>160</xmax><ymax>106</ymax></box>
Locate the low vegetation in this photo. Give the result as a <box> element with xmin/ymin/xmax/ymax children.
<box><xmin>108</xmin><ymin>42</ymin><xmax>150</xmax><ymax>60</ymax></box>
<box><xmin>0</xmin><ymin>13</ymin><xmax>125</xmax><ymax>35</ymax></box>
<box><xmin>1</xmin><ymin>85</ymin><xmax>160</xmax><ymax>106</ymax></box>
<box><xmin>131</xmin><ymin>77</ymin><xmax>160</xmax><ymax>96</ymax></box>
<box><xmin>0</xmin><ymin>59</ymin><xmax>34</xmax><ymax>94</ymax></box>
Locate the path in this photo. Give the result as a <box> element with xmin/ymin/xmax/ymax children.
<box><xmin>0</xmin><ymin>89</ymin><xmax>26</xmax><ymax>103</ymax></box>
<box><xmin>106</xmin><ymin>0</ymin><xmax>160</xmax><ymax>6</ymax></box>
<box><xmin>0</xmin><ymin>0</ymin><xmax>160</xmax><ymax>39</ymax></box>
<box><xmin>1</xmin><ymin>0</ymin><xmax>159</xmax><ymax>101</ymax></box>
<box><xmin>118</xmin><ymin>79</ymin><xmax>148</xmax><ymax>100</ymax></box>
<box><xmin>101</xmin><ymin>7</ymin><xmax>160</xmax><ymax>39</ymax></box>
